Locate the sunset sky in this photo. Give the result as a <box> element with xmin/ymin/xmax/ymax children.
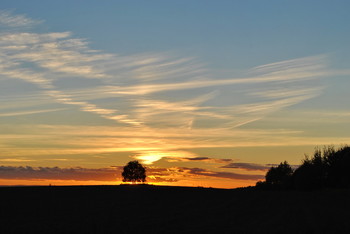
<box><xmin>1</xmin><ymin>1</ymin><xmax>350</xmax><ymax>188</ymax></box>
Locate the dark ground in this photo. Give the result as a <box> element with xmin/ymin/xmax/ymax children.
<box><xmin>1</xmin><ymin>185</ymin><xmax>349</xmax><ymax>233</ymax></box>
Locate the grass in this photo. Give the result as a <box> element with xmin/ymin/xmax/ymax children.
<box><xmin>1</xmin><ymin>185</ymin><xmax>350</xmax><ymax>233</ymax></box>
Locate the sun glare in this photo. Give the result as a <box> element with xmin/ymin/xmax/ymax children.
<box><xmin>134</xmin><ymin>153</ymin><xmax>164</xmax><ymax>164</ymax></box>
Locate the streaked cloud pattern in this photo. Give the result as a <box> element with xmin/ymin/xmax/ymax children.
<box><xmin>1</xmin><ymin>11</ymin><xmax>350</xmax><ymax>188</ymax></box>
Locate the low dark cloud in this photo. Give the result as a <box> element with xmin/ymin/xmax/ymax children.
<box><xmin>221</xmin><ymin>162</ymin><xmax>300</xmax><ymax>171</ymax></box>
<box><xmin>0</xmin><ymin>165</ymin><xmax>263</xmax><ymax>183</ymax></box>
<box><xmin>221</xmin><ymin>162</ymin><xmax>270</xmax><ymax>171</ymax></box>
<box><xmin>167</xmin><ymin>156</ymin><xmax>232</xmax><ymax>164</ymax></box>
<box><xmin>0</xmin><ymin>165</ymin><xmax>179</xmax><ymax>183</ymax></box>
<box><xmin>186</xmin><ymin>157</ymin><xmax>210</xmax><ymax>161</ymax></box>
<box><xmin>180</xmin><ymin>167</ymin><xmax>264</xmax><ymax>181</ymax></box>
<box><xmin>0</xmin><ymin>165</ymin><xmax>123</xmax><ymax>181</ymax></box>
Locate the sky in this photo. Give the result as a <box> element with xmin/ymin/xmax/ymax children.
<box><xmin>0</xmin><ymin>1</ymin><xmax>350</xmax><ymax>188</ymax></box>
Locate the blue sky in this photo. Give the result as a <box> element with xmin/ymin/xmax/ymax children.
<box><xmin>0</xmin><ymin>1</ymin><xmax>350</xmax><ymax>187</ymax></box>
<box><xmin>4</xmin><ymin>1</ymin><xmax>350</xmax><ymax>66</ymax></box>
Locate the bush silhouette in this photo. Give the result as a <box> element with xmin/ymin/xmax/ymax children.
<box><xmin>122</xmin><ymin>160</ymin><xmax>146</xmax><ymax>183</ymax></box>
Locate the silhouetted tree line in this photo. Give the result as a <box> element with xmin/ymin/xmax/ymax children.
<box><xmin>256</xmin><ymin>145</ymin><xmax>350</xmax><ymax>190</ymax></box>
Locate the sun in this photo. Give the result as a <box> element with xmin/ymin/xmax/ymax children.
<box><xmin>134</xmin><ymin>153</ymin><xmax>164</xmax><ymax>165</ymax></box>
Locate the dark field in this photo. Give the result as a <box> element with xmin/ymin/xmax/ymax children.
<box><xmin>1</xmin><ymin>185</ymin><xmax>350</xmax><ymax>233</ymax></box>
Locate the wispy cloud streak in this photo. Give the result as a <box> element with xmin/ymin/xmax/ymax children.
<box><xmin>0</xmin><ymin>108</ymin><xmax>67</xmax><ymax>117</ymax></box>
<box><xmin>1</xmin><ymin>11</ymin><xmax>347</xmax><ymax>169</ymax></box>
<box><xmin>0</xmin><ymin>10</ymin><xmax>42</xmax><ymax>27</ymax></box>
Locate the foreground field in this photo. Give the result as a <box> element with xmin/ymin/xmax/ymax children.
<box><xmin>1</xmin><ymin>185</ymin><xmax>349</xmax><ymax>233</ymax></box>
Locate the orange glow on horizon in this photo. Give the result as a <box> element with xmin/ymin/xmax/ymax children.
<box><xmin>0</xmin><ymin>178</ymin><xmax>256</xmax><ymax>189</ymax></box>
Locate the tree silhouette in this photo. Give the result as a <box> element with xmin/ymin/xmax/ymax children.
<box><xmin>256</xmin><ymin>161</ymin><xmax>293</xmax><ymax>189</ymax></box>
<box><xmin>256</xmin><ymin>145</ymin><xmax>350</xmax><ymax>190</ymax></box>
<box><xmin>265</xmin><ymin>161</ymin><xmax>293</xmax><ymax>189</ymax></box>
<box><xmin>324</xmin><ymin>146</ymin><xmax>350</xmax><ymax>188</ymax></box>
<box><xmin>293</xmin><ymin>149</ymin><xmax>327</xmax><ymax>190</ymax></box>
<box><xmin>122</xmin><ymin>161</ymin><xmax>146</xmax><ymax>183</ymax></box>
